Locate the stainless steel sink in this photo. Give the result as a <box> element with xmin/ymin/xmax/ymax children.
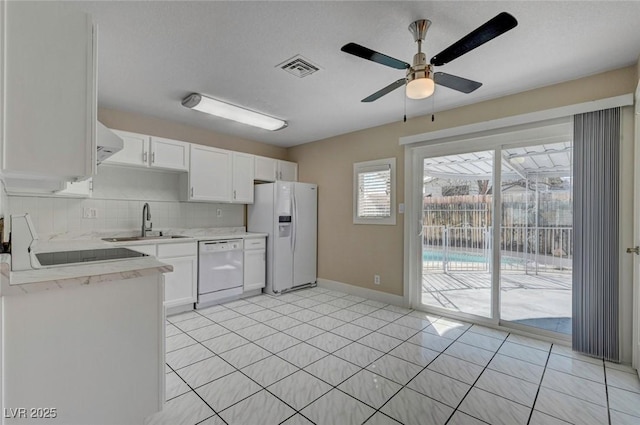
<box><xmin>101</xmin><ymin>235</ymin><xmax>191</xmax><ymax>242</ymax></box>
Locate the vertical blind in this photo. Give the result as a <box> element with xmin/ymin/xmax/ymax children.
<box><xmin>357</xmin><ymin>165</ymin><xmax>391</xmax><ymax>218</ymax></box>
<box><xmin>572</xmin><ymin>107</ymin><xmax>620</xmax><ymax>362</ymax></box>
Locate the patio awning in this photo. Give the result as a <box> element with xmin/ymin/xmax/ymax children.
<box><xmin>423</xmin><ymin>141</ymin><xmax>572</xmax><ymax>181</ymax></box>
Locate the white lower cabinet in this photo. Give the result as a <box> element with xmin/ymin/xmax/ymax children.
<box><xmin>162</xmin><ymin>256</ymin><xmax>197</xmax><ymax>308</ymax></box>
<box><xmin>125</xmin><ymin>242</ymin><xmax>197</xmax><ymax>308</ymax></box>
<box><xmin>244</xmin><ymin>238</ymin><xmax>266</xmax><ymax>292</ymax></box>
<box><xmin>158</xmin><ymin>242</ymin><xmax>197</xmax><ymax>308</ymax></box>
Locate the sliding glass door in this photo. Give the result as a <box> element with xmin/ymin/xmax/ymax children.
<box><xmin>416</xmin><ymin>137</ymin><xmax>573</xmax><ymax>337</ymax></box>
<box><xmin>421</xmin><ymin>150</ymin><xmax>494</xmax><ymax>318</ymax></box>
<box><xmin>499</xmin><ymin>142</ymin><xmax>573</xmax><ymax>334</ymax></box>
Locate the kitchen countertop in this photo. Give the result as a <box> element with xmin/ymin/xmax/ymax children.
<box><xmin>40</xmin><ymin>226</ymin><xmax>267</xmax><ymax>246</ymax></box>
<box><xmin>107</xmin><ymin>231</ymin><xmax>268</xmax><ymax>247</ymax></box>
<box><xmin>1</xmin><ymin>253</ymin><xmax>172</xmax><ymax>295</ymax></box>
<box><xmin>4</xmin><ymin>227</ymin><xmax>268</xmax><ymax>292</ymax></box>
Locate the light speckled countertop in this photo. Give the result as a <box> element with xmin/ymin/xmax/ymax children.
<box><xmin>1</xmin><ymin>254</ymin><xmax>172</xmax><ymax>295</ymax></box>
<box><xmin>3</xmin><ymin>227</ymin><xmax>268</xmax><ymax>293</ymax></box>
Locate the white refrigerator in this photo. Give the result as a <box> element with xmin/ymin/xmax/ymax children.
<box><xmin>248</xmin><ymin>182</ymin><xmax>317</xmax><ymax>294</ymax></box>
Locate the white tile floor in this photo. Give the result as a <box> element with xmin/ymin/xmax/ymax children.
<box><xmin>145</xmin><ymin>286</ymin><xmax>640</xmax><ymax>425</ymax></box>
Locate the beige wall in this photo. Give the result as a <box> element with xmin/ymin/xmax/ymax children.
<box><xmin>98</xmin><ymin>107</ymin><xmax>288</xmax><ymax>159</ymax></box>
<box><xmin>289</xmin><ymin>123</ymin><xmax>407</xmax><ymax>295</ymax></box>
<box><xmin>288</xmin><ymin>65</ymin><xmax>637</xmax><ymax>296</ymax></box>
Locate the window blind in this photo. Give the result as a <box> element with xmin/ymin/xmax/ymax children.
<box><xmin>572</xmin><ymin>107</ymin><xmax>620</xmax><ymax>362</ymax></box>
<box><xmin>357</xmin><ymin>165</ymin><xmax>391</xmax><ymax>218</ymax></box>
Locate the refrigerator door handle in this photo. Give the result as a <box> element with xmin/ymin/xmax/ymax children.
<box><xmin>291</xmin><ymin>192</ymin><xmax>297</xmax><ymax>254</ymax></box>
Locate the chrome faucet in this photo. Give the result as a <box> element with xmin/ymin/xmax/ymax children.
<box><xmin>141</xmin><ymin>203</ymin><xmax>152</xmax><ymax>237</ymax></box>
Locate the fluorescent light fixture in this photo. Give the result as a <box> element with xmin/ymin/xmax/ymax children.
<box><xmin>182</xmin><ymin>93</ymin><xmax>287</xmax><ymax>131</ymax></box>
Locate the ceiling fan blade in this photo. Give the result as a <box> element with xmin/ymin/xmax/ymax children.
<box><xmin>430</xmin><ymin>12</ymin><xmax>518</xmax><ymax>66</ymax></box>
<box><xmin>341</xmin><ymin>42</ymin><xmax>410</xmax><ymax>70</ymax></box>
<box><xmin>434</xmin><ymin>72</ymin><xmax>482</xmax><ymax>93</ymax></box>
<box><xmin>362</xmin><ymin>78</ymin><xmax>406</xmax><ymax>102</ymax></box>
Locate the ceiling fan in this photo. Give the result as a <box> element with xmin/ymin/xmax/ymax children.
<box><xmin>341</xmin><ymin>12</ymin><xmax>518</xmax><ymax>102</ymax></box>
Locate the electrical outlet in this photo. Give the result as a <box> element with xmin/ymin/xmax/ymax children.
<box><xmin>83</xmin><ymin>208</ymin><xmax>97</xmax><ymax>219</ymax></box>
<box><xmin>216</xmin><ymin>208</ymin><xmax>222</xmax><ymax>218</ymax></box>
<box><xmin>374</xmin><ymin>274</ymin><xmax>381</xmax><ymax>285</ymax></box>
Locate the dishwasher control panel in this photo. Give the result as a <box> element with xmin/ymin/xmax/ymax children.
<box><xmin>200</xmin><ymin>239</ymin><xmax>243</xmax><ymax>253</ymax></box>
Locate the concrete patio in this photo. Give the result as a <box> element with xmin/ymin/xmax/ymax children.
<box><xmin>421</xmin><ymin>270</ymin><xmax>572</xmax><ymax>334</ymax></box>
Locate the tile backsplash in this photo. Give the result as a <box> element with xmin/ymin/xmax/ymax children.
<box><xmin>5</xmin><ymin>166</ymin><xmax>245</xmax><ymax>239</ymax></box>
<box><xmin>7</xmin><ymin>196</ymin><xmax>243</xmax><ymax>238</ymax></box>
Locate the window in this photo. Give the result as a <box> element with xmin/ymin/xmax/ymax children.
<box><xmin>353</xmin><ymin>157</ymin><xmax>396</xmax><ymax>225</ymax></box>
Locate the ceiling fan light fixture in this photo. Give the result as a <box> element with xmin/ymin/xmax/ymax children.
<box><xmin>182</xmin><ymin>93</ymin><xmax>287</xmax><ymax>131</ymax></box>
<box><xmin>406</xmin><ymin>76</ymin><xmax>435</xmax><ymax>99</ymax></box>
<box><xmin>406</xmin><ymin>65</ymin><xmax>435</xmax><ymax>99</ymax></box>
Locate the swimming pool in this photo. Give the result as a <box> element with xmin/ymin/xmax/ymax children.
<box><xmin>423</xmin><ymin>250</ymin><xmax>522</xmax><ymax>265</ymax></box>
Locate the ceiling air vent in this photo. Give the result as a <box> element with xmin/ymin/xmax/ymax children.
<box><xmin>277</xmin><ymin>55</ymin><xmax>320</xmax><ymax>78</ymax></box>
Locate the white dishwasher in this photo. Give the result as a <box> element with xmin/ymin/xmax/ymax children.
<box><xmin>196</xmin><ymin>239</ymin><xmax>244</xmax><ymax>308</ymax></box>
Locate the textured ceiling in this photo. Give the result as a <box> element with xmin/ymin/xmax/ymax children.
<box><xmin>76</xmin><ymin>1</ymin><xmax>640</xmax><ymax>147</ymax></box>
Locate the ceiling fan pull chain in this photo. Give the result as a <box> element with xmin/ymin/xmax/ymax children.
<box><xmin>431</xmin><ymin>91</ymin><xmax>435</xmax><ymax>122</ymax></box>
<box><xmin>403</xmin><ymin>91</ymin><xmax>407</xmax><ymax>122</ymax></box>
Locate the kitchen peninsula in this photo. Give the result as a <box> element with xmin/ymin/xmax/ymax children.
<box><xmin>0</xmin><ymin>250</ymin><xmax>171</xmax><ymax>425</ymax></box>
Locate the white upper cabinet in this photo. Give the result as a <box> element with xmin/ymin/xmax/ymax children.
<box><xmin>102</xmin><ymin>131</ymin><xmax>189</xmax><ymax>172</ymax></box>
<box><xmin>103</xmin><ymin>130</ymin><xmax>150</xmax><ymax>167</ymax></box>
<box><xmin>232</xmin><ymin>152</ymin><xmax>255</xmax><ymax>203</ymax></box>
<box><xmin>3</xmin><ymin>177</ymin><xmax>92</xmax><ymax>198</ymax></box>
<box><xmin>149</xmin><ymin>137</ymin><xmax>189</xmax><ymax>171</ymax></box>
<box><xmin>99</xmin><ymin>129</ymin><xmax>296</xmax><ymax>204</ymax></box>
<box><xmin>184</xmin><ymin>146</ymin><xmax>255</xmax><ymax>204</ymax></box>
<box><xmin>254</xmin><ymin>156</ymin><xmax>277</xmax><ymax>181</ymax></box>
<box><xmin>187</xmin><ymin>145</ymin><xmax>232</xmax><ymax>202</ymax></box>
<box><xmin>1</xmin><ymin>1</ymin><xmax>96</xmax><ymax>181</ymax></box>
<box><xmin>254</xmin><ymin>157</ymin><xmax>298</xmax><ymax>182</ymax></box>
<box><xmin>277</xmin><ymin>160</ymin><xmax>298</xmax><ymax>181</ymax></box>
<box><xmin>56</xmin><ymin>179</ymin><xmax>93</xmax><ymax>198</ymax></box>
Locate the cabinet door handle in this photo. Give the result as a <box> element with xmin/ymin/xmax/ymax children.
<box><xmin>191</xmin><ymin>187</ymin><xmax>194</xmax><ymax>197</ymax></box>
<box><xmin>152</xmin><ymin>152</ymin><xmax>155</xmax><ymax>164</ymax></box>
<box><xmin>143</xmin><ymin>151</ymin><xmax>148</xmax><ymax>162</ymax></box>
<box><xmin>233</xmin><ymin>190</ymin><xmax>237</xmax><ymax>199</ymax></box>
